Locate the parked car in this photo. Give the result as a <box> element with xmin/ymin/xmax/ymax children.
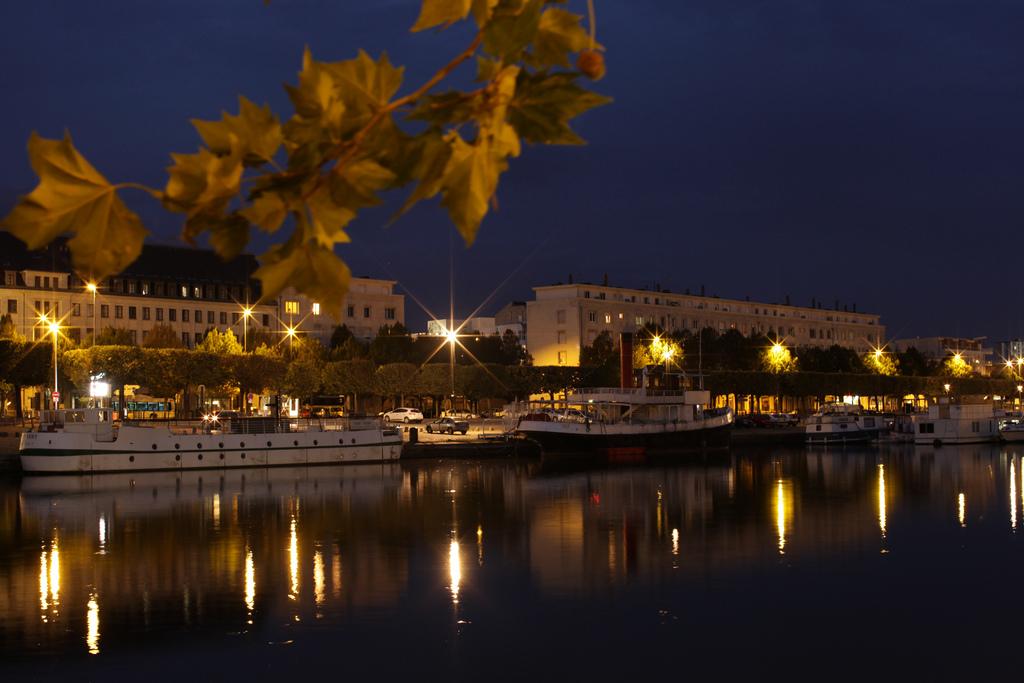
<box><xmin>769</xmin><ymin>412</ymin><xmax>800</xmax><ymax>427</ymax></box>
<box><xmin>426</xmin><ymin>417</ymin><xmax>469</xmax><ymax>435</ymax></box>
<box><xmin>382</xmin><ymin>407</ymin><xmax>424</xmax><ymax>423</ymax></box>
<box><xmin>738</xmin><ymin>413</ymin><xmax>772</xmax><ymax>428</ymax></box>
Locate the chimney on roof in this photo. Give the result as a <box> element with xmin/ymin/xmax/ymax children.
<box><xmin>811</xmin><ymin>297</ymin><xmax>816</xmax><ymax>308</ymax></box>
<box><xmin>700</xmin><ymin>284</ymin><xmax>705</xmax><ymax>296</ymax></box>
<box><xmin>656</xmin><ymin>282</ymin><xmax>661</xmax><ymax>292</ymax></box>
<box><xmin>602</xmin><ymin>273</ymin><xmax>608</xmax><ymax>286</ymax></box>
<box><xmin>834</xmin><ymin>299</ymin><xmax>839</xmax><ymax>310</ymax></box>
<box><xmin>785</xmin><ymin>294</ymin><xmax>790</xmax><ymax>306</ymax></box>
<box><xmin>853</xmin><ymin>303</ymin><xmax>857</xmax><ymax>312</ymax></box>
<box><xmin>568</xmin><ymin>273</ymin><xmax>573</xmax><ymax>284</ymax></box>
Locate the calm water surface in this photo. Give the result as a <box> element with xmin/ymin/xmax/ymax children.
<box><xmin>2</xmin><ymin>444</ymin><xmax>1024</xmax><ymax>680</ymax></box>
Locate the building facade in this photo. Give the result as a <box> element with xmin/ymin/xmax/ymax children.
<box><xmin>495</xmin><ymin>301</ymin><xmax>527</xmax><ymax>346</ymax></box>
<box><xmin>0</xmin><ymin>236</ymin><xmax>276</xmax><ymax>347</ymax></box>
<box><xmin>526</xmin><ymin>283</ymin><xmax>885</xmax><ymax>366</ymax></box>
<box><xmin>891</xmin><ymin>336</ymin><xmax>992</xmax><ymax>375</ymax></box>
<box><xmin>0</xmin><ymin>235</ymin><xmax>404</xmax><ymax>350</ymax></box>
<box><xmin>280</xmin><ymin>278</ymin><xmax>403</xmax><ymax>347</ymax></box>
<box><xmin>426</xmin><ymin>317</ymin><xmax>497</xmax><ymax>337</ymax></box>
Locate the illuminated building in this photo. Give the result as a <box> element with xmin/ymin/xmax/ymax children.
<box><xmin>525</xmin><ymin>281</ymin><xmax>884</xmax><ymax>366</ymax></box>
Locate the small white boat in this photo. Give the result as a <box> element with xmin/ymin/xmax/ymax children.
<box><xmin>805</xmin><ymin>404</ymin><xmax>883</xmax><ymax>445</ymax></box>
<box><xmin>20</xmin><ymin>408</ymin><xmax>403</xmax><ymax>474</ymax></box>
<box><xmin>1001</xmin><ymin>421</ymin><xmax>1024</xmax><ymax>443</ymax></box>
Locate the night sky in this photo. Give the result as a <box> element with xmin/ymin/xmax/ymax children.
<box><xmin>1</xmin><ymin>1</ymin><xmax>1022</xmax><ymax>340</ymax></box>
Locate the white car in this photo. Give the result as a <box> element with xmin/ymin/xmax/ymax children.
<box><xmin>382</xmin><ymin>407</ymin><xmax>424</xmax><ymax>423</ymax></box>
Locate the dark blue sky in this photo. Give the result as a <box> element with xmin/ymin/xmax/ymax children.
<box><xmin>2</xmin><ymin>1</ymin><xmax>1022</xmax><ymax>340</ymax></box>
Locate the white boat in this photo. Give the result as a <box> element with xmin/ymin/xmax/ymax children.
<box><xmin>19</xmin><ymin>408</ymin><xmax>403</xmax><ymax>474</ymax></box>
<box><xmin>510</xmin><ymin>386</ymin><xmax>734</xmax><ymax>457</ymax></box>
<box><xmin>805</xmin><ymin>403</ymin><xmax>884</xmax><ymax>445</ymax></box>
<box><xmin>1001</xmin><ymin>420</ymin><xmax>1024</xmax><ymax>443</ymax></box>
<box><xmin>910</xmin><ymin>402</ymin><xmax>999</xmax><ymax>446</ymax></box>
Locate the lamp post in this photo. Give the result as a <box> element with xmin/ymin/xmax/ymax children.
<box><xmin>40</xmin><ymin>316</ymin><xmax>60</xmax><ymax>409</ymax></box>
<box><xmin>85</xmin><ymin>282</ymin><xmax>97</xmax><ymax>346</ymax></box>
<box><xmin>241</xmin><ymin>306</ymin><xmax>253</xmax><ymax>352</ymax></box>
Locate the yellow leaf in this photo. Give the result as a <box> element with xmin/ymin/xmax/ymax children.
<box><xmin>412</xmin><ymin>0</ymin><xmax>472</xmax><ymax>32</ymax></box>
<box><xmin>164</xmin><ymin>144</ymin><xmax>244</xmax><ymax>216</ymax></box>
<box><xmin>192</xmin><ymin>96</ymin><xmax>283</xmax><ymax>165</ymax></box>
<box><xmin>1</xmin><ymin>132</ymin><xmax>147</xmax><ymax>279</ymax></box>
<box><xmin>254</xmin><ymin>242</ymin><xmax>351</xmax><ymax>317</ymax></box>
<box><xmin>440</xmin><ymin>134</ymin><xmax>499</xmax><ymax>246</ymax></box>
<box><xmin>240</xmin><ymin>192</ymin><xmax>289</xmax><ymax>233</ymax></box>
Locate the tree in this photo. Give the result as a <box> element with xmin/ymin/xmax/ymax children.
<box><xmin>143</xmin><ymin>323</ymin><xmax>183</xmax><ymax>349</ymax></box>
<box><xmin>896</xmin><ymin>347</ymin><xmax>934</xmax><ymax>377</ymax></box>
<box><xmin>196</xmin><ymin>328</ymin><xmax>243</xmax><ymax>355</ymax></box>
<box><xmin>1</xmin><ymin>1</ymin><xmax>609</xmax><ymax>315</ymax></box>
<box><xmin>0</xmin><ymin>314</ymin><xmax>23</xmax><ymax>342</ymax></box>
<box><xmin>323</xmin><ymin>359</ymin><xmax>378</xmax><ymax>414</ymax></box>
<box><xmin>329</xmin><ymin>324</ymin><xmax>354</xmax><ymax>349</ymax></box>
<box><xmin>95</xmin><ymin>327</ymin><xmax>135</xmax><ymax>345</ymax></box>
<box><xmin>369</xmin><ymin>323</ymin><xmax>414</xmax><ymax>365</ymax></box>
<box><xmin>376</xmin><ymin>362</ymin><xmax>419</xmax><ymax>408</ymax></box>
<box><xmin>943</xmin><ymin>352</ymin><xmax>972</xmax><ymax>378</ymax></box>
<box><xmin>499</xmin><ymin>329</ymin><xmax>530</xmax><ymax>365</ymax></box>
<box><xmin>864</xmin><ymin>349</ymin><xmax>898</xmax><ymax>376</ymax></box>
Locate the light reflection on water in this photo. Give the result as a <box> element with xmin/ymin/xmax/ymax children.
<box><xmin>3</xmin><ymin>447</ymin><xmax>1024</xmax><ymax>675</ymax></box>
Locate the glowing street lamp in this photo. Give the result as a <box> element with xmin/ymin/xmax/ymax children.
<box><xmin>943</xmin><ymin>383</ymin><xmax>951</xmax><ymax>395</ymax></box>
<box><xmin>241</xmin><ymin>306</ymin><xmax>253</xmax><ymax>352</ymax></box>
<box><xmin>85</xmin><ymin>282</ymin><xmax>98</xmax><ymax>346</ymax></box>
<box><xmin>39</xmin><ymin>315</ymin><xmax>61</xmax><ymax>408</ymax></box>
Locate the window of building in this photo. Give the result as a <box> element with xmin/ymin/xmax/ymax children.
<box><xmin>142</xmin><ymin>330</ymin><xmax>149</xmax><ymax>342</ymax></box>
<box><xmin>312</xmin><ymin>303</ymin><xmax>321</xmax><ymax>316</ymax></box>
<box><xmin>72</xmin><ymin>303</ymin><xmax>81</xmax><ymax>317</ymax></box>
<box><xmin>557</xmin><ymin>331</ymin><xmax>567</xmax><ymax>344</ymax></box>
<box><xmin>6</xmin><ymin>299</ymin><xmax>16</xmax><ymax>314</ymax></box>
<box><xmin>588</xmin><ymin>311</ymin><xmax>596</xmax><ymax>323</ymax></box>
<box><xmin>142</xmin><ymin>307</ymin><xmax>150</xmax><ymax>321</ymax></box>
<box><xmin>207</xmin><ymin>311</ymin><xmax>215</xmax><ymax>324</ymax></box>
<box><xmin>130</xmin><ymin>330</ymin><xmax>137</xmax><ymax>344</ymax></box>
<box><xmin>193</xmin><ymin>286</ymin><xmax>202</xmax><ymax>299</ymax></box>
<box><xmin>182</xmin><ymin>332</ymin><xmax>190</xmax><ymax>347</ymax></box>
<box><xmin>346</xmin><ymin>305</ymin><xmax>354</xmax><ymax>318</ymax></box>
<box><xmin>195</xmin><ymin>309</ymin><xmax>202</xmax><ymax>323</ymax></box>
<box><xmin>557</xmin><ymin>351</ymin><xmax>567</xmax><ymax>365</ymax></box>
<box><xmin>556</xmin><ymin>309</ymin><xmax>566</xmax><ymax>324</ymax></box>
<box><xmin>34</xmin><ymin>276</ymin><xmax>40</xmax><ymax>287</ymax></box>
<box><xmin>141</xmin><ymin>282</ymin><xmax>150</xmax><ymax>296</ymax></box>
<box><xmin>115</xmin><ymin>305</ymin><xmax>124</xmax><ymax>319</ymax></box>
<box><xmin>180</xmin><ymin>285</ymin><xmax>188</xmax><ymax>298</ymax></box>
<box><xmin>635</xmin><ymin>315</ymin><xmax>644</xmax><ymax>326</ymax></box>
<box><xmin>127</xmin><ymin>306</ymin><xmax>137</xmax><ymax>320</ymax></box>
<box><xmin>231</xmin><ymin>312</ymin><xmax>239</xmax><ymax>324</ymax></box>
<box><xmin>262</xmin><ymin>314</ymin><xmax>270</xmax><ymax>327</ymax></box>
<box><xmin>597</xmin><ymin>292</ymin><xmax>606</xmax><ymax>300</ymax></box>
<box><xmin>156</xmin><ymin>308</ymin><xmax>163</xmax><ymax>321</ymax></box>
<box><xmin>385</xmin><ymin>307</ymin><xmax>396</xmax><ymax>320</ymax></box>
<box><xmin>219</xmin><ymin>311</ymin><xmax>227</xmax><ymax>325</ymax></box>
<box><xmin>364</xmin><ymin>306</ymin><xmax>371</xmax><ymax>318</ymax></box>
<box><xmin>195</xmin><ymin>332</ymin><xmax>203</xmax><ymax>344</ymax></box>
<box><xmin>284</xmin><ymin>300</ymin><xmax>299</xmax><ymax>315</ymax></box>
<box><xmin>101</xmin><ymin>304</ymin><xmax>110</xmax><ymax>319</ymax></box>
<box><xmin>182</xmin><ymin>309</ymin><xmax>189</xmax><ymax>323</ymax></box>
<box><xmin>584</xmin><ymin>291</ymin><xmax>590</xmax><ymax>299</ymax></box>
<box><xmin>127</xmin><ymin>280</ymin><xmax>137</xmax><ymax>294</ymax></box>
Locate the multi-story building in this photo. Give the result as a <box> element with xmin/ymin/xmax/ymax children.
<box><xmin>279</xmin><ymin>278</ymin><xmax>404</xmax><ymax>346</ymax></box>
<box><xmin>525</xmin><ymin>282</ymin><xmax>884</xmax><ymax>366</ymax></box>
<box><xmin>997</xmin><ymin>339</ymin><xmax>1024</xmax><ymax>362</ymax></box>
<box><xmin>426</xmin><ymin>317</ymin><xmax>497</xmax><ymax>336</ymax></box>
<box><xmin>0</xmin><ymin>235</ymin><xmax>275</xmax><ymax>347</ymax></box>
<box><xmin>891</xmin><ymin>336</ymin><xmax>992</xmax><ymax>375</ymax></box>
<box><xmin>0</xmin><ymin>235</ymin><xmax>404</xmax><ymax>349</ymax></box>
<box><xmin>495</xmin><ymin>301</ymin><xmax>527</xmax><ymax>346</ymax></box>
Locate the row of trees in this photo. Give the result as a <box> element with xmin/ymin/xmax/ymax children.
<box><xmin>580</xmin><ymin>328</ymin><xmax>994</xmax><ymax>380</ymax></box>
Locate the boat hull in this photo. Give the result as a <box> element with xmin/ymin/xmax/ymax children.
<box><xmin>19</xmin><ymin>427</ymin><xmax>402</xmax><ymax>474</ymax></box>
<box><xmin>1002</xmin><ymin>430</ymin><xmax>1024</xmax><ymax>443</ymax></box>
<box><xmin>518</xmin><ymin>421</ymin><xmax>733</xmax><ymax>457</ymax></box>
<box><xmin>805</xmin><ymin>431</ymin><xmax>876</xmax><ymax>445</ymax></box>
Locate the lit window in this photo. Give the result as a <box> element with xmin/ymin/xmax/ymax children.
<box><xmin>285</xmin><ymin>300</ymin><xmax>299</xmax><ymax>315</ymax></box>
<box><xmin>312</xmin><ymin>303</ymin><xmax>320</xmax><ymax>316</ymax></box>
<box><xmin>605</xmin><ymin>314</ymin><xmax>612</xmax><ymax>324</ymax></box>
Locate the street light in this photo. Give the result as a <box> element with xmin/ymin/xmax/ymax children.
<box><xmin>85</xmin><ymin>282</ymin><xmax>98</xmax><ymax>346</ymax></box>
<box><xmin>39</xmin><ymin>315</ymin><xmax>60</xmax><ymax>409</ymax></box>
<box><xmin>241</xmin><ymin>306</ymin><xmax>253</xmax><ymax>352</ymax></box>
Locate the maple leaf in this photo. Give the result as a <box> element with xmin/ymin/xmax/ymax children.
<box><xmin>1</xmin><ymin>132</ymin><xmax>147</xmax><ymax>279</ymax></box>
<box><xmin>192</xmin><ymin>96</ymin><xmax>283</xmax><ymax>166</ymax></box>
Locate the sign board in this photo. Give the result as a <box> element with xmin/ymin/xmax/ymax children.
<box><xmin>51</xmin><ymin>390</ymin><xmax>60</xmax><ymax>402</ymax></box>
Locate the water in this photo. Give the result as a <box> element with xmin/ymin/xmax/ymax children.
<box><xmin>2</xmin><ymin>444</ymin><xmax>1024</xmax><ymax>680</ymax></box>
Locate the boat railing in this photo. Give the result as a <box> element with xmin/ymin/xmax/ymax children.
<box><xmin>573</xmin><ymin>387</ymin><xmax>688</xmax><ymax>397</ymax></box>
<box><xmin>120</xmin><ymin>416</ymin><xmax>385</xmax><ymax>435</ymax></box>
